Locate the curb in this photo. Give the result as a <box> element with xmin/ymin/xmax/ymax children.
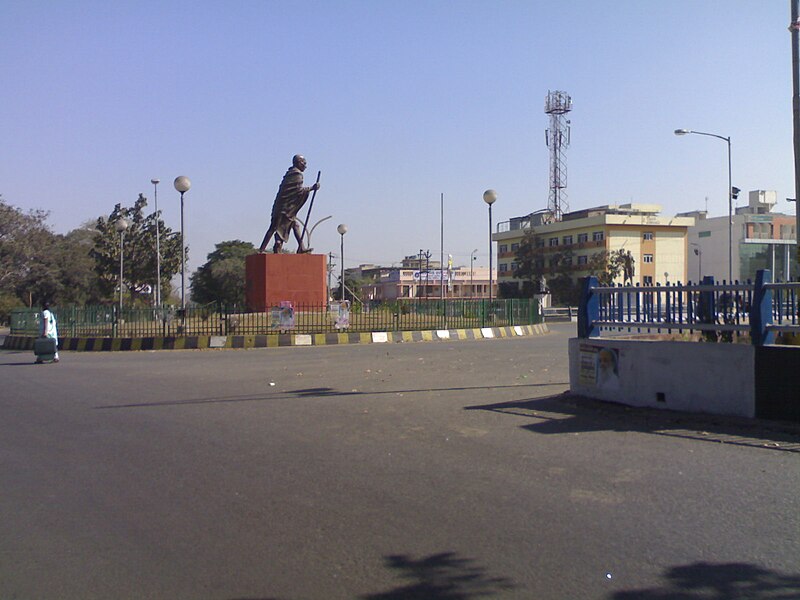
<box><xmin>2</xmin><ymin>324</ymin><xmax>549</xmax><ymax>352</ymax></box>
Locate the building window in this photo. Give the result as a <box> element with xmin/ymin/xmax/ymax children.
<box><xmin>562</xmin><ymin>256</ymin><xmax>573</xmax><ymax>266</ymax></box>
<box><xmin>534</xmin><ymin>259</ymin><xmax>545</xmax><ymax>269</ymax></box>
<box><xmin>499</xmin><ymin>244</ymin><xmax>508</xmax><ymax>253</ymax></box>
<box><xmin>592</xmin><ymin>231</ymin><xmax>604</xmax><ymax>242</ymax></box>
<box><xmin>577</xmin><ymin>255</ymin><xmax>588</xmax><ymax>265</ymax></box>
<box><xmin>698</xmin><ymin>231</ymin><xmax>711</xmax><ymax>238</ymax></box>
<box><xmin>499</xmin><ymin>263</ymin><xmax>508</xmax><ymax>272</ymax></box>
<box><xmin>577</xmin><ymin>233</ymin><xmax>588</xmax><ymax>243</ymax></box>
<box><xmin>511</xmin><ymin>262</ymin><xmax>519</xmax><ymax>272</ymax></box>
<box><xmin>643</xmin><ymin>276</ymin><xmax>653</xmax><ymax>285</ymax></box>
<box><xmin>643</xmin><ymin>232</ymin><xmax>653</xmax><ymax>240</ymax></box>
<box><xmin>562</xmin><ymin>235</ymin><xmax>573</xmax><ymax>246</ymax></box>
<box><xmin>549</xmin><ymin>237</ymin><xmax>559</xmax><ymax>247</ymax></box>
<box><xmin>643</xmin><ymin>254</ymin><xmax>653</xmax><ymax>263</ymax></box>
<box><xmin>511</xmin><ymin>243</ymin><xmax>520</xmax><ymax>252</ymax></box>
<box><xmin>535</xmin><ymin>238</ymin><xmax>545</xmax><ymax>248</ymax></box>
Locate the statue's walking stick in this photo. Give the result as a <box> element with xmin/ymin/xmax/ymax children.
<box><xmin>299</xmin><ymin>170</ymin><xmax>321</xmax><ymax>245</ymax></box>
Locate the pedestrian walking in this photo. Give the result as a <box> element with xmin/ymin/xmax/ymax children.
<box><xmin>35</xmin><ymin>302</ymin><xmax>59</xmax><ymax>363</ymax></box>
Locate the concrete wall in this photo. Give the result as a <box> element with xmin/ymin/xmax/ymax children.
<box><xmin>569</xmin><ymin>338</ymin><xmax>755</xmax><ymax>418</ymax></box>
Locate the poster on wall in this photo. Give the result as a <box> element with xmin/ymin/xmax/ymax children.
<box><xmin>579</xmin><ymin>343</ymin><xmax>620</xmax><ymax>390</ymax></box>
<box><xmin>270</xmin><ymin>301</ymin><xmax>295</xmax><ymax>330</ymax></box>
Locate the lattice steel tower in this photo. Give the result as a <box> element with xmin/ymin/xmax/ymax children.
<box><xmin>545</xmin><ymin>90</ymin><xmax>572</xmax><ymax>221</ymax></box>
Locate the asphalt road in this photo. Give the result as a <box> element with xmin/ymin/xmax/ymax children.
<box><xmin>1</xmin><ymin>324</ymin><xmax>799</xmax><ymax>599</ymax></box>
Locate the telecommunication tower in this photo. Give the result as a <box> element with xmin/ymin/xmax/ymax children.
<box><xmin>544</xmin><ymin>90</ymin><xmax>572</xmax><ymax>221</ymax></box>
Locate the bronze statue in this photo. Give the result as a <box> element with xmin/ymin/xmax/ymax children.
<box><xmin>259</xmin><ymin>155</ymin><xmax>321</xmax><ymax>253</ymax></box>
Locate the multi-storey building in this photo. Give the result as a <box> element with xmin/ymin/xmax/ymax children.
<box><xmin>683</xmin><ymin>190</ymin><xmax>798</xmax><ymax>282</ymax></box>
<box><xmin>493</xmin><ymin>204</ymin><xmax>695</xmax><ymax>292</ymax></box>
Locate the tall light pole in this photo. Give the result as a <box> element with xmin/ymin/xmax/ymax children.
<box><xmin>483</xmin><ymin>190</ymin><xmax>498</xmax><ymax>302</ymax></box>
<box><xmin>151</xmin><ymin>178</ymin><xmax>161</xmax><ymax>305</ymax></box>
<box><xmin>791</xmin><ymin>1</ymin><xmax>800</xmax><ymax>277</ymax></box>
<box><xmin>674</xmin><ymin>128</ymin><xmax>733</xmax><ymax>282</ymax></box>
<box><xmin>470</xmin><ymin>248</ymin><xmax>478</xmax><ymax>298</ymax></box>
<box><xmin>115</xmin><ymin>218</ymin><xmax>129</xmax><ymax>313</ymax></box>
<box><xmin>174</xmin><ymin>176</ymin><xmax>191</xmax><ymax>310</ymax></box>
<box><xmin>337</xmin><ymin>223</ymin><xmax>348</xmax><ymax>301</ymax></box>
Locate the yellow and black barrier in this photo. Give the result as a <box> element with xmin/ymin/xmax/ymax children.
<box><xmin>2</xmin><ymin>324</ymin><xmax>549</xmax><ymax>353</ymax></box>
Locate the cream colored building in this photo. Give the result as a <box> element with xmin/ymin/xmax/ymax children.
<box><xmin>493</xmin><ymin>204</ymin><xmax>695</xmax><ymax>291</ymax></box>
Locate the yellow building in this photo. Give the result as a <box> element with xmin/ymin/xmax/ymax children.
<box><xmin>493</xmin><ymin>204</ymin><xmax>695</xmax><ymax>291</ymax></box>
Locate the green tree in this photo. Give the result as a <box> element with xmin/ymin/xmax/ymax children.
<box><xmin>513</xmin><ymin>229</ymin><xmax>579</xmax><ymax>305</ymax></box>
<box><xmin>588</xmin><ymin>249</ymin><xmax>635</xmax><ymax>286</ymax></box>
<box><xmin>91</xmin><ymin>194</ymin><xmax>184</xmax><ymax>304</ymax></box>
<box><xmin>190</xmin><ymin>240</ymin><xmax>255</xmax><ymax>306</ymax></box>
<box><xmin>0</xmin><ymin>196</ymin><xmax>53</xmax><ymax>299</ymax></box>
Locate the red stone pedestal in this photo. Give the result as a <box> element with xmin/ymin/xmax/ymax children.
<box><xmin>245</xmin><ymin>253</ymin><xmax>327</xmax><ymax>311</ymax></box>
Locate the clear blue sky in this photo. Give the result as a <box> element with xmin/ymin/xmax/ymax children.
<box><xmin>2</xmin><ymin>1</ymin><xmax>796</xmax><ymax>273</ymax></box>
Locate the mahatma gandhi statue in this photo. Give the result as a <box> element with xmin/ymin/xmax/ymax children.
<box><xmin>259</xmin><ymin>155</ymin><xmax>321</xmax><ymax>254</ymax></box>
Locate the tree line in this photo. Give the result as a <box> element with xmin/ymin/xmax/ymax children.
<box><xmin>1</xmin><ymin>195</ymin><xmax>188</xmax><ymax>322</ymax></box>
<box><xmin>0</xmin><ymin>193</ymin><xmax>286</xmax><ymax>324</ymax></box>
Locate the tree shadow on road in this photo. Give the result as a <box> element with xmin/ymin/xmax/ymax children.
<box><xmin>360</xmin><ymin>552</ymin><xmax>515</xmax><ymax>599</ymax></box>
<box><xmin>610</xmin><ymin>561</ymin><xmax>800</xmax><ymax>599</ymax></box>
<box><xmin>93</xmin><ymin>382</ymin><xmax>567</xmax><ymax>410</ymax></box>
<box><xmin>466</xmin><ymin>393</ymin><xmax>800</xmax><ymax>453</ymax></box>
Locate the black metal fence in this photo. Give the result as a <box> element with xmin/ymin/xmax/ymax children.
<box><xmin>11</xmin><ymin>298</ymin><xmax>541</xmax><ymax>338</ymax></box>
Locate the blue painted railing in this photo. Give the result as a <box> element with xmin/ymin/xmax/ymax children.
<box><xmin>578</xmin><ymin>270</ymin><xmax>800</xmax><ymax>345</ymax></box>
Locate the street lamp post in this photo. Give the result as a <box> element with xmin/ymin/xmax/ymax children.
<box><xmin>674</xmin><ymin>128</ymin><xmax>733</xmax><ymax>282</ymax></box>
<box><xmin>115</xmin><ymin>218</ymin><xmax>129</xmax><ymax>313</ymax></box>
<box><xmin>337</xmin><ymin>223</ymin><xmax>348</xmax><ymax>301</ymax></box>
<box><xmin>174</xmin><ymin>176</ymin><xmax>191</xmax><ymax>310</ymax></box>
<box><xmin>483</xmin><ymin>190</ymin><xmax>498</xmax><ymax>303</ymax></box>
<box><xmin>470</xmin><ymin>248</ymin><xmax>478</xmax><ymax>298</ymax></box>
<box><xmin>151</xmin><ymin>178</ymin><xmax>161</xmax><ymax>305</ymax></box>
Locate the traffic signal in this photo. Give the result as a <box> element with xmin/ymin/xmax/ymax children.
<box><xmin>731</xmin><ymin>187</ymin><xmax>741</xmax><ymax>200</ymax></box>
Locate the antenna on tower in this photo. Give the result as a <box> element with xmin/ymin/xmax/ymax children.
<box><xmin>545</xmin><ymin>90</ymin><xmax>572</xmax><ymax>221</ymax></box>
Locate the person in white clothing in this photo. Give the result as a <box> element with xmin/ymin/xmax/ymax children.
<box><xmin>38</xmin><ymin>302</ymin><xmax>59</xmax><ymax>363</ymax></box>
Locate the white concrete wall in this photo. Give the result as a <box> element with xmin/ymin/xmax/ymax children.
<box><xmin>569</xmin><ymin>338</ymin><xmax>755</xmax><ymax>418</ymax></box>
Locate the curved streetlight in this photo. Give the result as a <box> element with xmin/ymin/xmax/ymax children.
<box><xmin>115</xmin><ymin>218</ymin><xmax>129</xmax><ymax>313</ymax></box>
<box><xmin>174</xmin><ymin>176</ymin><xmax>191</xmax><ymax>310</ymax></box>
<box><xmin>151</xmin><ymin>178</ymin><xmax>161</xmax><ymax>305</ymax></box>
<box><xmin>483</xmin><ymin>190</ymin><xmax>498</xmax><ymax>303</ymax></box>
<box><xmin>337</xmin><ymin>224</ymin><xmax>348</xmax><ymax>302</ymax></box>
<box><xmin>674</xmin><ymin>128</ymin><xmax>733</xmax><ymax>282</ymax></box>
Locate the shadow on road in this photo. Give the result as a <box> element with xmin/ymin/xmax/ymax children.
<box><xmin>360</xmin><ymin>552</ymin><xmax>515</xmax><ymax>599</ymax></box>
<box><xmin>466</xmin><ymin>394</ymin><xmax>800</xmax><ymax>453</ymax></box>
<box><xmin>610</xmin><ymin>561</ymin><xmax>800</xmax><ymax>599</ymax></box>
<box><xmin>93</xmin><ymin>382</ymin><xmax>568</xmax><ymax>410</ymax></box>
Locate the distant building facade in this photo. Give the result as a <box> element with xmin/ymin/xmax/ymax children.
<box><xmin>683</xmin><ymin>190</ymin><xmax>798</xmax><ymax>282</ymax></box>
<box><xmin>492</xmin><ymin>203</ymin><xmax>695</xmax><ymax>292</ymax></box>
<box><xmin>346</xmin><ymin>255</ymin><xmax>496</xmax><ymax>301</ymax></box>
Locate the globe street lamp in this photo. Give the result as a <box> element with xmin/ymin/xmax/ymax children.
<box><xmin>674</xmin><ymin>128</ymin><xmax>733</xmax><ymax>282</ymax></box>
<box><xmin>151</xmin><ymin>178</ymin><xmax>161</xmax><ymax>305</ymax></box>
<box><xmin>115</xmin><ymin>217</ymin><xmax>129</xmax><ymax>313</ymax></box>
<box><xmin>470</xmin><ymin>248</ymin><xmax>478</xmax><ymax>298</ymax></box>
<box><xmin>337</xmin><ymin>224</ymin><xmax>348</xmax><ymax>302</ymax></box>
<box><xmin>483</xmin><ymin>190</ymin><xmax>498</xmax><ymax>303</ymax></box>
<box><xmin>174</xmin><ymin>176</ymin><xmax>191</xmax><ymax>310</ymax></box>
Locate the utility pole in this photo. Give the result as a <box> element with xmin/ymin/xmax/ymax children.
<box><xmin>791</xmin><ymin>0</ymin><xmax>800</xmax><ymax>273</ymax></box>
<box><xmin>327</xmin><ymin>252</ymin><xmax>336</xmax><ymax>302</ymax></box>
<box><xmin>423</xmin><ymin>249</ymin><xmax>432</xmax><ymax>300</ymax></box>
